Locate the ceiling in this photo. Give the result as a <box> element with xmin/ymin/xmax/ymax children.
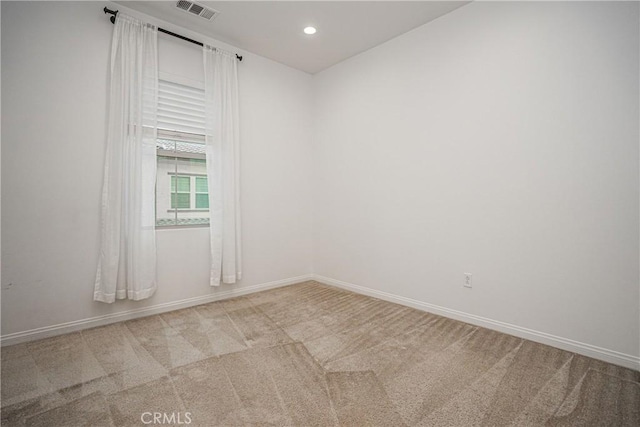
<box><xmin>113</xmin><ymin>1</ymin><xmax>471</xmax><ymax>74</ymax></box>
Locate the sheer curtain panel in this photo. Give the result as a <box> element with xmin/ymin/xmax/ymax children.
<box><xmin>94</xmin><ymin>14</ymin><xmax>159</xmax><ymax>303</ymax></box>
<box><xmin>203</xmin><ymin>46</ymin><xmax>242</xmax><ymax>286</ymax></box>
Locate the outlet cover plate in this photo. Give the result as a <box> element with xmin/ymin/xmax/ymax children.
<box><xmin>464</xmin><ymin>273</ymin><xmax>472</xmax><ymax>288</ymax></box>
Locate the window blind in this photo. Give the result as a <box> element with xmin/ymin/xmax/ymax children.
<box><xmin>158</xmin><ymin>79</ymin><xmax>206</xmax><ymax>137</ymax></box>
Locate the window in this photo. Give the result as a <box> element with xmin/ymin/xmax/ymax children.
<box><xmin>167</xmin><ymin>173</ymin><xmax>209</xmax><ymax>210</ymax></box>
<box><xmin>155</xmin><ymin>77</ymin><xmax>209</xmax><ymax>227</ymax></box>
<box><xmin>195</xmin><ymin>176</ymin><xmax>209</xmax><ymax>209</ymax></box>
<box><xmin>171</xmin><ymin>176</ymin><xmax>191</xmax><ymax>209</ymax></box>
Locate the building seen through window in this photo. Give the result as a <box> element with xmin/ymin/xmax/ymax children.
<box><xmin>155</xmin><ymin>78</ymin><xmax>209</xmax><ymax>227</ymax></box>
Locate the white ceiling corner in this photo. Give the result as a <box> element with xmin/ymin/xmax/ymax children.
<box><xmin>113</xmin><ymin>1</ymin><xmax>471</xmax><ymax>74</ymax></box>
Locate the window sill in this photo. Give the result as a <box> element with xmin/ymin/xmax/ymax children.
<box><xmin>156</xmin><ymin>224</ymin><xmax>209</xmax><ymax>230</ymax></box>
<box><xmin>156</xmin><ymin>218</ymin><xmax>209</xmax><ymax>228</ymax></box>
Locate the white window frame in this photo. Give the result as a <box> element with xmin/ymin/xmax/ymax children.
<box><xmin>169</xmin><ymin>174</ymin><xmax>193</xmax><ymax>210</ymax></box>
<box><xmin>156</xmin><ymin>72</ymin><xmax>209</xmax><ymax>229</ymax></box>
<box><xmin>166</xmin><ymin>172</ymin><xmax>209</xmax><ymax>213</ymax></box>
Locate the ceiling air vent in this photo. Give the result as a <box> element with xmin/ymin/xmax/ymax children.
<box><xmin>175</xmin><ymin>1</ymin><xmax>219</xmax><ymax>21</ymax></box>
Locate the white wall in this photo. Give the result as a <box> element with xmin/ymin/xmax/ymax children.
<box><xmin>313</xmin><ymin>1</ymin><xmax>639</xmax><ymax>360</ymax></box>
<box><xmin>1</xmin><ymin>1</ymin><xmax>313</xmax><ymax>337</ymax></box>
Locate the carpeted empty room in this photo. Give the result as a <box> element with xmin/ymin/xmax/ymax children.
<box><xmin>2</xmin><ymin>1</ymin><xmax>639</xmax><ymax>426</ymax></box>
<box><xmin>2</xmin><ymin>282</ymin><xmax>639</xmax><ymax>426</ymax></box>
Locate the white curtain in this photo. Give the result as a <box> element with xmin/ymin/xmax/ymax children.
<box><xmin>94</xmin><ymin>14</ymin><xmax>158</xmax><ymax>303</ymax></box>
<box><xmin>203</xmin><ymin>46</ymin><xmax>242</xmax><ymax>286</ymax></box>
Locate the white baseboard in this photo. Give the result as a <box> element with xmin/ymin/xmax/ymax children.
<box><xmin>312</xmin><ymin>274</ymin><xmax>640</xmax><ymax>372</ymax></box>
<box><xmin>4</xmin><ymin>273</ymin><xmax>638</xmax><ymax>371</ymax></box>
<box><xmin>0</xmin><ymin>274</ymin><xmax>313</xmax><ymax>347</ymax></box>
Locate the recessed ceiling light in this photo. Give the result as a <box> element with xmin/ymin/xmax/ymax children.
<box><xmin>304</xmin><ymin>26</ymin><xmax>317</xmax><ymax>35</ymax></box>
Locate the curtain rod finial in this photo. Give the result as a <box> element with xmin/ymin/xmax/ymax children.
<box><xmin>104</xmin><ymin>7</ymin><xmax>118</xmax><ymax>23</ymax></box>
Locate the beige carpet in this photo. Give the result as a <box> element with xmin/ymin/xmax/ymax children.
<box><xmin>1</xmin><ymin>281</ymin><xmax>638</xmax><ymax>426</ymax></box>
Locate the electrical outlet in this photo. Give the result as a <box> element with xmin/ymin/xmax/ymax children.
<box><xmin>464</xmin><ymin>273</ymin><xmax>472</xmax><ymax>288</ymax></box>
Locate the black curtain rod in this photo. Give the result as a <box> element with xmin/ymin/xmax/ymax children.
<box><xmin>103</xmin><ymin>7</ymin><xmax>242</xmax><ymax>61</ymax></box>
